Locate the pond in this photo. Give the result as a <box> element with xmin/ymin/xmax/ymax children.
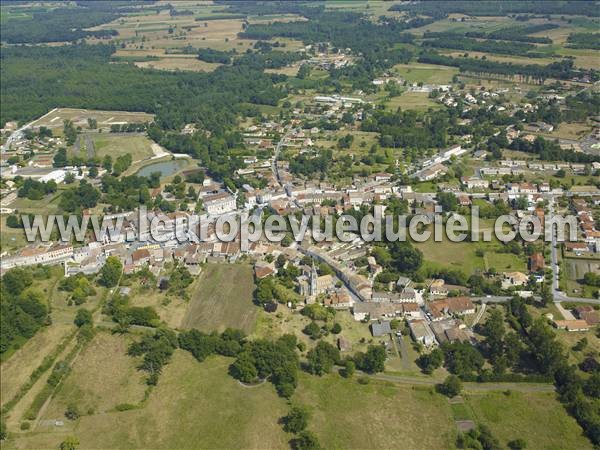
<box><xmin>136</xmin><ymin>159</ymin><xmax>186</xmax><ymax>178</ymax></box>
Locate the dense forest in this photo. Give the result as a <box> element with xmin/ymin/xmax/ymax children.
<box><xmin>239</xmin><ymin>8</ymin><xmax>429</xmax><ymax>59</ymax></box>
<box><xmin>197</xmin><ymin>48</ymin><xmax>235</xmax><ymax>64</ymax></box>
<box><xmin>0</xmin><ymin>0</ymin><xmax>158</xmax><ymax>44</ymax></box>
<box><xmin>389</xmin><ymin>1</ymin><xmax>599</xmax><ymax>18</ymax></box>
<box><xmin>361</xmin><ymin>108</ymin><xmax>450</xmax><ymax>149</ymax></box>
<box><xmin>0</xmin><ymin>44</ymin><xmax>285</xmax><ymax>131</ymax></box>
<box><xmin>0</xmin><ymin>268</ymin><xmax>51</xmax><ymax>356</ymax></box>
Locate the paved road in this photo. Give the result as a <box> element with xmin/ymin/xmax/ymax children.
<box><xmin>272</xmin><ymin>128</ymin><xmax>293</xmax><ymax>189</ymax></box>
<box><xmin>371</xmin><ymin>373</ymin><xmax>555</xmax><ymax>393</ymax></box>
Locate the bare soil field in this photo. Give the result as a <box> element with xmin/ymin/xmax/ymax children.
<box><xmin>30</xmin><ymin>108</ymin><xmax>154</xmax><ymax>131</ymax></box>
<box><xmin>134</xmin><ymin>57</ymin><xmax>221</xmax><ymax>72</ymax></box>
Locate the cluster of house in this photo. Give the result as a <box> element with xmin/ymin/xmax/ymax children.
<box><xmin>567</xmin><ymin>197</ymin><xmax>600</xmax><ymax>252</ymax></box>
<box><xmin>553</xmin><ymin>305</ymin><xmax>599</xmax><ymax>332</ymax></box>
<box><xmin>437</xmin><ymin>87</ymin><xmax>511</xmax><ymax>110</ymax></box>
<box><xmin>304</xmin><ymin>46</ymin><xmax>353</xmax><ymax>70</ymax></box>
<box><xmin>0</xmin><ymin>127</ymin><xmax>63</xmax><ymax>161</ymax></box>
<box><xmin>479</xmin><ymin>160</ymin><xmax>592</xmax><ymax>177</ymax></box>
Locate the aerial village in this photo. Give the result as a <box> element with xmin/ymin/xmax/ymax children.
<box><xmin>1</xmin><ymin>44</ymin><xmax>599</xmax><ymax>357</ymax></box>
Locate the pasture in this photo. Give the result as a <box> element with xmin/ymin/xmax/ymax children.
<box><xmin>294</xmin><ymin>373</ymin><xmax>456</xmax><ymax>449</ymax></box>
<box><xmin>3</xmin><ymin>353</ymin><xmax>289</xmax><ymax>449</ymax></box>
<box><xmin>385</xmin><ymin>91</ymin><xmax>442</xmax><ymax>112</ymax></box>
<box><xmin>1</xmin><ymin>324</ymin><xmax>73</xmax><ymax>407</ymax></box>
<box><xmin>40</xmin><ymin>332</ymin><xmax>147</xmax><ymax>421</ymax></box>
<box><xmin>181</xmin><ymin>263</ymin><xmax>258</xmax><ymax>333</ymax></box>
<box><xmin>464</xmin><ymin>391</ymin><xmax>591</xmax><ymax>450</ymax></box>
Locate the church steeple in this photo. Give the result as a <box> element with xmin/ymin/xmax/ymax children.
<box><xmin>310</xmin><ymin>260</ymin><xmax>318</xmax><ymax>296</ymax></box>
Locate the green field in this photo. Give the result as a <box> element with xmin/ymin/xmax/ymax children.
<box><xmin>416</xmin><ymin>239</ymin><xmax>486</xmax><ymax>275</ymax></box>
<box><xmin>4</xmin><ymin>349</ymin><xmax>593</xmax><ymax>450</ymax></box>
<box><xmin>465</xmin><ymin>391</ymin><xmax>591</xmax><ymax>450</ymax></box>
<box><xmin>41</xmin><ymin>332</ymin><xmax>147</xmax><ymax>419</ymax></box>
<box><xmin>294</xmin><ymin>373</ymin><xmax>456</xmax><ymax>449</ymax></box>
<box><xmin>5</xmin><ymin>353</ymin><xmax>289</xmax><ymax>449</ymax></box>
<box><xmin>92</xmin><ymin>135</ymin><xmax>156</xmax><ymax>161</ymax></box>
<box><xmin>385</xmin><ymin>91</ymin><xmax>443</xmax><ymax>112</ymax></box>
<box><xmin>393</xmin><ymin>63</ymin><xmax>460</xmax><ymax>84</ymax></box>
<box><xmin>181</xmin><ymin>263</ymin><xmax>258</xmax><ymax>333</ymax></box>
<box><xmin>0</xmin><ymin>215</ymin><xmax>28</xmax><ymax>252</ymax></box>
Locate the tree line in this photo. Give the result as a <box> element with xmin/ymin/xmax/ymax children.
<box><xmin>422</xmin><ymin>35</ymin><xmax>546</xmax><ymax>58</ymax></box>
<box><xmin>418</xmin><ymin>53</ymin><xmax>598</xmax><ymax>83</ymax></box>
<box><xmin>566</xmin><ymin>32</ymin><xmax>600</xmax><ymax>50</ymax></box>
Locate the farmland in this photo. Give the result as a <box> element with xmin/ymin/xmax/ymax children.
<box><xmin>393</xmin><ymin>63</ymin><xmax>459</xmax><ymax>84</ymax></box>
<box><xmin>181</xmin><ymin>263</ymin><xmax>258</xmax><ymax>334</ymax></box>
<box><xmin>94</xmin><ymin>7</ymin><xmax>305</xmax><ymax>71</ymax></box>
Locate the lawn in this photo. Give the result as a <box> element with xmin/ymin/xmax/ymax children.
<box><xmin>5</xmin><ymin>353</ymin><xmax>289</xmax><ymax>449</ymax></box>
<box><xmin>92</xmin><ymin>135</ymin><xmax>156</xmax><ymax>162</ymax></box>
<box><xmin>0</xmin><ymin>215</ymin><xmax>28</xmax><ymax>252</ymax></box>
<box><xmin>416</xmin><ymin>239</ymin><xmax>486</xmax><ymax>275</ymax></box>
<box><xmin>465</xmin><ymin>391</ymin><xmax>592</xmax><ymax>450</ymax></box>
<box><xmin>484</xmin><ymin>251</ymin><xmax>527</xmax><ymax>273</ymax></box>
<box><xmin>293</xmin><ymin>373</ymin><xmax>456</xmax><ymax>449</ymax></box>
<box><xmin>9</xmin><ymin>189</ymin><xmax>63</xmax><ymax>215</ymax></box>
<box><xmin>181</xmin><ymin>263</ymin><xmax>258</xmax><ymax>333</ymax></box>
